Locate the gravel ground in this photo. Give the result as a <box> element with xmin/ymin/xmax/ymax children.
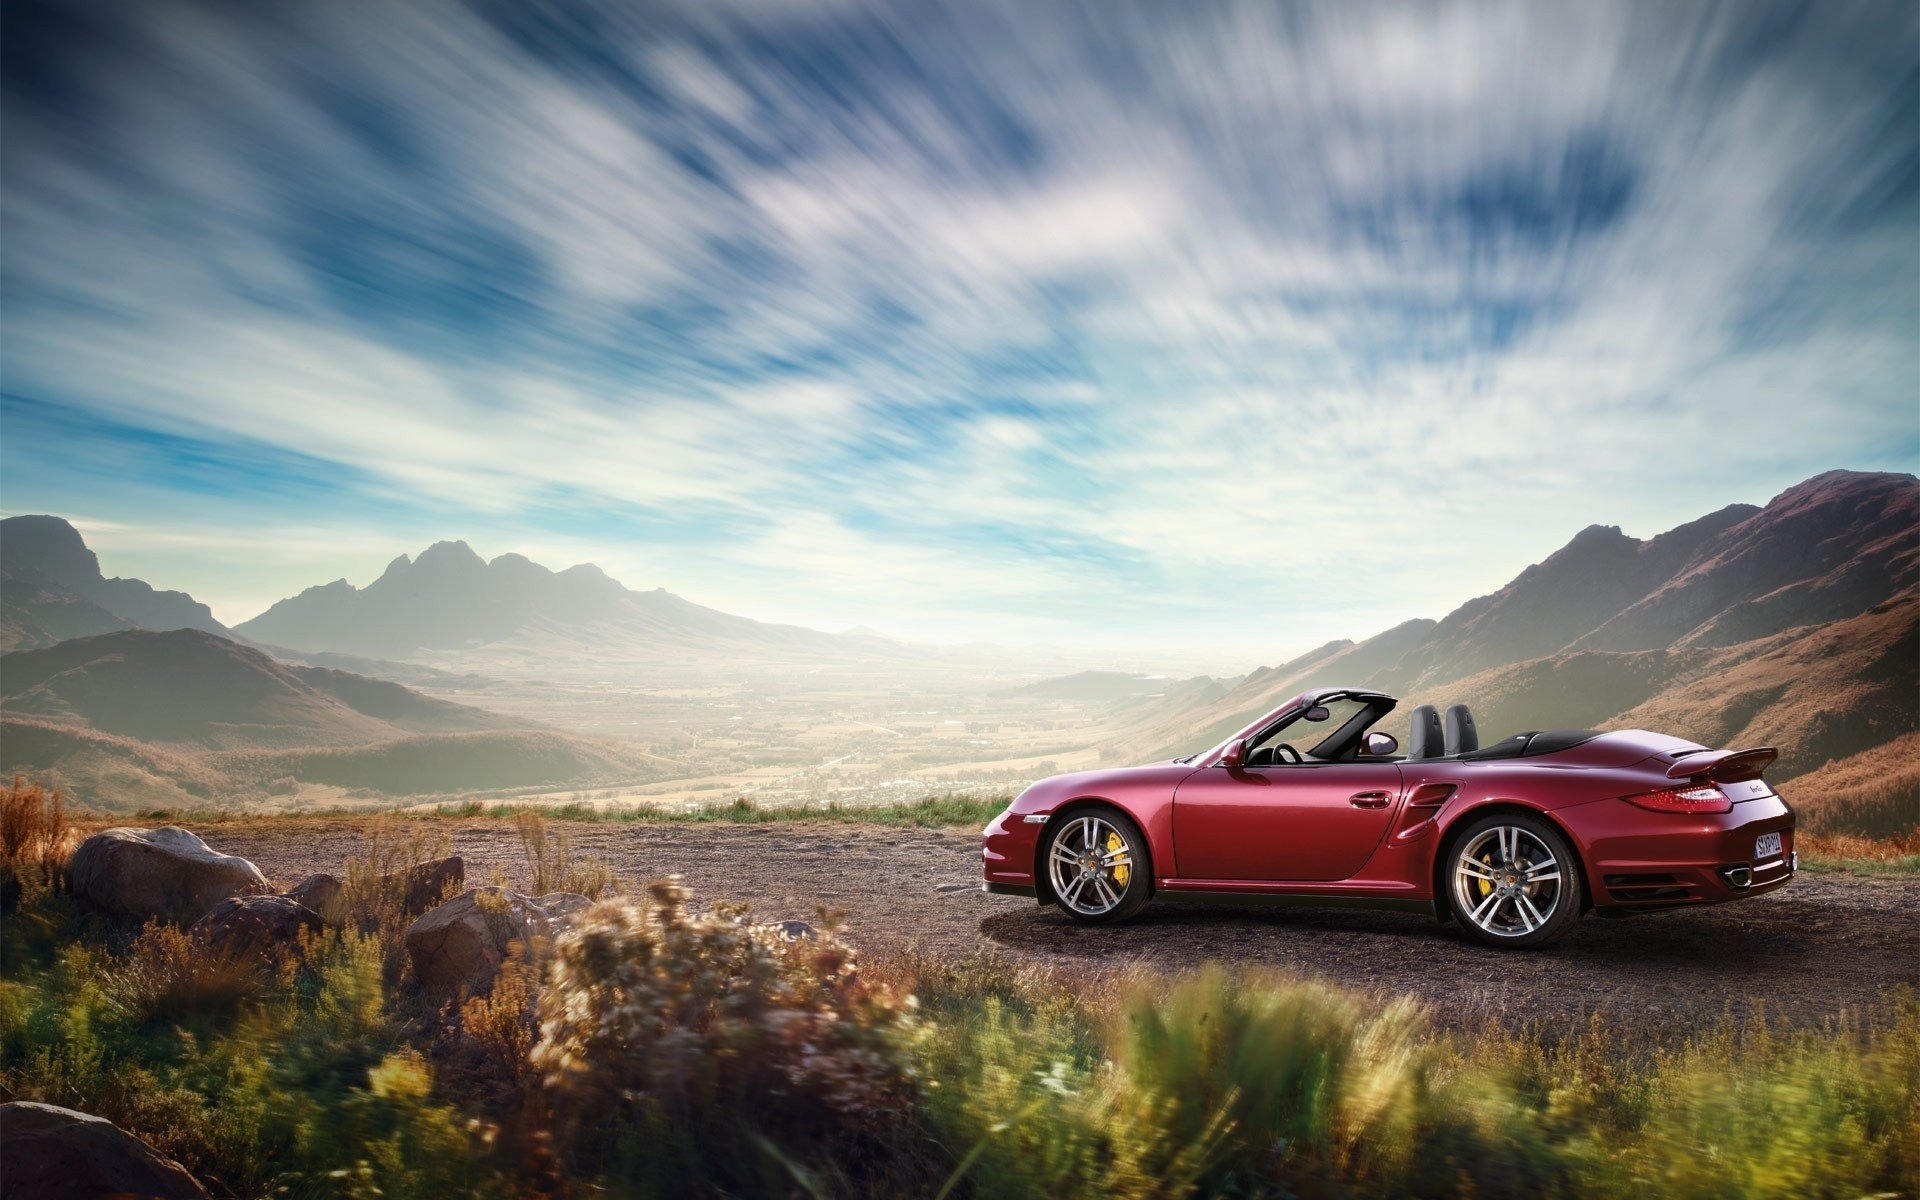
<box><xmin>209</xmin><ymin>818</ymin><xmax>1919</xmax><ymax>1034</ymax></box>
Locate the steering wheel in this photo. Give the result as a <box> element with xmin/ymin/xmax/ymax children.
<box><xmin>1272</xmin><ymin>742</ymin><xmax>1303</xmax><ymax>764</ymax></box>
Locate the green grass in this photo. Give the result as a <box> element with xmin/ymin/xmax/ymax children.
<box><xmin>0</xmin><ymin>899</ymin><xmax>504</xmax><ymax>1199</ymax></box>
<box><xmin>1800</xmin><ymin>852</ymin><xmax>1920</xmax><ymax>875</ymax></box>
<box><xmin>5</xmin><ymin>878</ymin><xmax>1916</xmax><ymax>1200</ymax></box>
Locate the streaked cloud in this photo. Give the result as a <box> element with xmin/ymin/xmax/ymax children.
<box><xmin>3</xmin><ymin>0</ymin><xmax>1914</xmax><ymax>659</ymax></box>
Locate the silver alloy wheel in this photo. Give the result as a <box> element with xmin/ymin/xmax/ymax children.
<box><xmin>1451</xmin><ymin>825</ymin><xmax>1563</xmax><ymax>938</ymax></box>
<box><xmin>1047</xmin><ymin>814</ymin><xmax>1135</xmax><ymax>916</ymax></box>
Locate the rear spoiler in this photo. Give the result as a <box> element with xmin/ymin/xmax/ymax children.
<box><xmin>1666</xmin><ymin>747</ymin><xmax>1778</xmax><ymax>783</ymax></box>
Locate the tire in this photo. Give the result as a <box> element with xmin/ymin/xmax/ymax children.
<box><xmin>1040</xmin><ymin>805</ymin><xmax>1152</xmax><ymax>924</ymax></box>
<box><xmin>1446</xmin><ymin>812</ymin><xmax>1583</xmax><ymax>948</ymax></box>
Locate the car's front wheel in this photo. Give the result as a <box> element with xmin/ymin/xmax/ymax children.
<box><xmin>1447</xmin><ymin>812</ymin><xmax>1583</xmax><ymax>948</ymax></box>
<box><xmin>1041</xmin><ymin>807</ymin><xmax>1151</xmax><ymax>923</ymax></box>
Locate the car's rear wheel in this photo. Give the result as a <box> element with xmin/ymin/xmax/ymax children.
<box><xmin>1042</xmin><ymin>807</ymin><xmax>1151</xmax><ymax>923</ymax></box>
<box><xmin>1448</xmin><ymin>813</ymin><xmax>1582</xmax><ymax>948</ymax></box>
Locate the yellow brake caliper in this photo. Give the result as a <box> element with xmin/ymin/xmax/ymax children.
<box><xmin>1477</xmin><ymin>852</ymin><xmax>1494</xmax><ymax>899</ymax></box>
<box><xmin>1106</xmin><ymin>831</ymin><xmax>1129</xmax><ymax>888</ymax></box>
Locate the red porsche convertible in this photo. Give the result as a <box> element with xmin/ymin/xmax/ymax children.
<box><xmin>981</xmin><ymin>686</ymin><xmax>1795</xmax><ymax>947</ymax></box>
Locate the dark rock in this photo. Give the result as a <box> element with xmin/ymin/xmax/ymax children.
<box><xmin>189</xmin><ymin>895</ymin><xmax>324</xmax><ymax>962</ymax></box>
<box><xmin>0</xmin><ymin>1101</ymin><xmax>210</xmax><ymax>1199</ymax></box>
<box><xmin>395</xmin><ymin>855</ymin><xmax>464</xmax><ymax>916</ymax></box>
<box><xmin>284</xmin><ymin>872</ymin><xmax>346</xmax><ymax>924</ymax></box>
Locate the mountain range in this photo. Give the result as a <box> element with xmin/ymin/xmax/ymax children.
<box><xmin>0</xmin><ymin>516</ymin><xmax>889</xmax><ymax>672</ymax></box>
<box><xmin>1131</xmin><ymin>469</ymin><xmax>1917</xmax><ymax>835</ymax></box>
<box><xmin>233</xmin><ymin>539</ymin><xmax>882</xmax><ymax>666</ymax></box>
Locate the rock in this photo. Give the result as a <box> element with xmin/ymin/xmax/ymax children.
<box><xmin>763</xmin><ymin>919</ymin><xmax>819</xmax><ymax>941</ymax></box>
<box><xmin>405</xmin><ymin>886</ymin><xmax>559</xmax><ymax>996</ymax></box>
<box><xmin>188</xmin><ymin>895</ymin><xmax>324</xmax><ymax>962</ymax></box>
<box><xmin>69</xmin><ymin>827</ymin><xmax>269</xmax><ymax>923</ymax></box>
<box><xmin>284</xmin><ymin>872</ymin><xmax>346</xmax><ymax>924</ymax></box>
<box><xmin>0</xmin><ymin>1101</ymin><xmax>210</xmax><ymax>1199</ymax></box>
<box><xmin>532</xmin><ymin>891</ymin><xmax>594</xmax><ymax>927</ymax></box>
<box><xmin>394</xmin><ymin>855</ymin><xmax>465</xmax><ymax>916</ymax></box>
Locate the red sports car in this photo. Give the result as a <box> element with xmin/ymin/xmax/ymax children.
<box><xmin>981</xmin><ymin>686</ymin><xmax>1795</xmax><ymax>947</ymax></box>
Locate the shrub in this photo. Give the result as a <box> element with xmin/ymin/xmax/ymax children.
<box><xmin>2</xmin><ymin>927</ymin><xmax>505</xmax><ymax>1199</ymax></box>
<box><xmin>100</xmin><ymin>920</ymin><xmax>281</xmax><ymax>1025</ymax></box>
<box><xmin>1585</xmin><ymin>1009</ymin><xmax>1920</xmax><ymax>1199</ymax></box>
<box><xmin>531</xmin><ymin>878</ymin><xmax>916</xmax><ymax>1193</ymax></box>
<box><xmin>0</xmin><ymin>776</ymin><xmax>74</xmax><ymax>905</ymax></box>
<box><xmin>342</xmin><ymin>818</ymin><xmax>458</xmax><ymax>982</ymax></box>
<box><xmin>513</xmin><ymin>811</ymin><xmax>619</xmax><ymax>898</ymax></box>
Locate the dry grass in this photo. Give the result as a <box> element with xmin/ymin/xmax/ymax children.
<box><xmin>458</xmin><ymin>947</ymin><xmax>542</xmax><ymax>1096</ymax></box>
<box><xmin>0</xmin><ymin>776</ymin><xmax>77</xmax><ymax>904</ymax></box>
<box><xmin>341</xmin><ymin>817</ymin><xmax>460</xmax><ymax>982</ymax></box>
<box><xmin>104</xmin><ymin>921</ymin><xmax>282</xmax><ymax>1024</ymax></box>
<box><xmin>512</xmin><ymin>811</ymin><xmax>619</xmax><ymax>899</ymax></box>
<box><xmin>1783</xmin><ymin>734</ymin><xmax>1920</xmax><ymax>838</ymax></box>
<box><xmin>1798</xmin><ymin>830</ymin><xmax>1920</xmax><ymax>873</ymax></box>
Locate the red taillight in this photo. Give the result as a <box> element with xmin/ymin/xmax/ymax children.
<box><xmin>1623</xmin><ymin>784</ymin><xmax>1732</xmax><ymax>815</ymax></box>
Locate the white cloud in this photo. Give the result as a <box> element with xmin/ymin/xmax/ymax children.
<box><xmin>2</xmin><ymin>0</ymin><xmax>1913</xmax><ymax>654</ymax></box>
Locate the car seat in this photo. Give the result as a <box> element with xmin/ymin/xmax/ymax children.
<box><xmin>1406</xmin><ymin>704</ymin><xmax>1444</xmax><ymax>760</ymax></box>
<box><xmin>1444</xmin><ymin>704</ymin><xmax>1479</xmax><ymax>756</ymax></box>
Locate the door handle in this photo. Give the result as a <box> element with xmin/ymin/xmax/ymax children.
<box><xmin>1348</xmin><ymin>791</ymin><xmax>1392</xmax><ymax>809</ymax></box>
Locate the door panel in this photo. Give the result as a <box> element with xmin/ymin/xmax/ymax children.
<box><xmin>1173</xmin><ymin>763</ymin><xmax>1404</xmax><ymax>881</ymax></box>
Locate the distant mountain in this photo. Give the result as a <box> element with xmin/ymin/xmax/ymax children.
<box><xmin>0</xmin><ymin>515</ymin><xmax>231</xmax><ymax>650</ymax></box>
<box><xmin>0</xmin><ymin>628</ymin><xmax>655</xmax><ymax>807</ymax></box>
<box><xmin>996</xmin><ymin>670</ymin><xmax>1200</xmax><ymax>702</ymax></box>
<box><xmin>0</xmin><ymin>628</ymin><xmax>512</xmax><ymax>750</ymax></box>
<box><xmin>1132</xmin><ymin>470</ymin><xmax>1919</xmax><ymax>833</ymax></box>
<box><xmin>235</xmin><ymin>539</ymin><xmax>865</xmax><ymax>664</ymax></box>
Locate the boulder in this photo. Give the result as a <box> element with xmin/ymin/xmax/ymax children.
<box><xmin>188</xmin><ymin>895</ymin><xmax>324</xmax><ymax>962</ymax></box>
<box><xmin>531</xmin><ymin>891</ymin><xmax>594</xmax><ymax>926</ymax></box>
<box><xmin>283</xmin><ymin>872</ymin><xmax>346</xmax><ymax>924</ymax></box>
<box><xmin>69</xmin><ymin>827</ymin><xmax>269</xmax><ymax>923</ymax></box>
<box><xmin>763</xmin><ymin>919</ymin><xmax>820</xmax><ymax>941</ymax></box>
<box><xmin>395</xmin><ymin>855</ymin><xmax>465</xmax><ymax>916</ymax></box>
<box><xmin>0</xmin><ymin>1101</ymin><xmax>210</xmax><ymax>1199</ymax></box>
<box><xmin>406</xmin><ymin>886</ymin><xmax>561</xmax><ymax>996</ymax></box>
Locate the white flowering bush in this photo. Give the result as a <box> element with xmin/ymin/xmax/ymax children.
<box><xmin>530</xmin><ymin>878</ymin><xmax>916</xmax><ymax>1187</ymax></box>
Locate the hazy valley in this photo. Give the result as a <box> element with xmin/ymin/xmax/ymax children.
<box><xmin>2</xmin><ymin>469</ymin><xmax>1914</xmax><ymax>834</ymax></box>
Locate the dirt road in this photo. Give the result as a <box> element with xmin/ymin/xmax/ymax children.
<box><xmin>211</xmin><ymin>819</ymin><xmax>1919</xmax><ymax>1033</ymax></box>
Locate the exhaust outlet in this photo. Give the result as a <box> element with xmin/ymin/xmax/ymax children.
<box><xmin>1719</xmin><ymin>865</ymin><xmax>1752</xmax><ymax>890</ymax></box>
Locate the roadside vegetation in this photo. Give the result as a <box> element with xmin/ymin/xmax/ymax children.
<box><xmin>129</xmin><ymin>791</ymin><xmax>1020</xmax><ymax>831</ymax></box>
<box><xmin>106</xmin><ymin>787</ymin><xmax>1920</xmax><ymax>875</ymax></box>
<box><xmin>3</xmin><ymin>778</ymin><xmax>1916</xmax><ymax>1199</ymax></box>
<box><xmin>1795</xmin><ymin>831</ymin><xmax>1920</xmax><ymax>874</ymax></box>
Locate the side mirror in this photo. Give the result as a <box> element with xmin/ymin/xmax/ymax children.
<box><xmin>1303</xmin><ymin>705</ymin><xmax>1331</xmax><ymax>722</ymax></box>
<box><xmin>1364</xmin><ymin>731</ymin><xmax>1399</xmax><ymax>757</ymax></box>
<box><xmin>1218</xmin><ymin>738</ymin><xmax>1247</xmax><ymax>768</ymax></box>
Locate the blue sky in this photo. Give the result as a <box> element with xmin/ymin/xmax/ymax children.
<box><xmin>3</xmin><ymin>0</ymin><xmax>1915</xmax><ymax>666</ymax></box>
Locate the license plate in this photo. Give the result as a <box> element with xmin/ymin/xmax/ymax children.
<box><xmin>1754</xmin><ymin>832</ymin><xmax>1782</xmax><ymax>861</ymax></box>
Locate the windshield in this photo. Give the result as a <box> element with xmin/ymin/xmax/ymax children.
<box><xmin>1249</xmin><ymin>697</ymin><xmax>1373</xmax><ymax>760</ymax></box>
